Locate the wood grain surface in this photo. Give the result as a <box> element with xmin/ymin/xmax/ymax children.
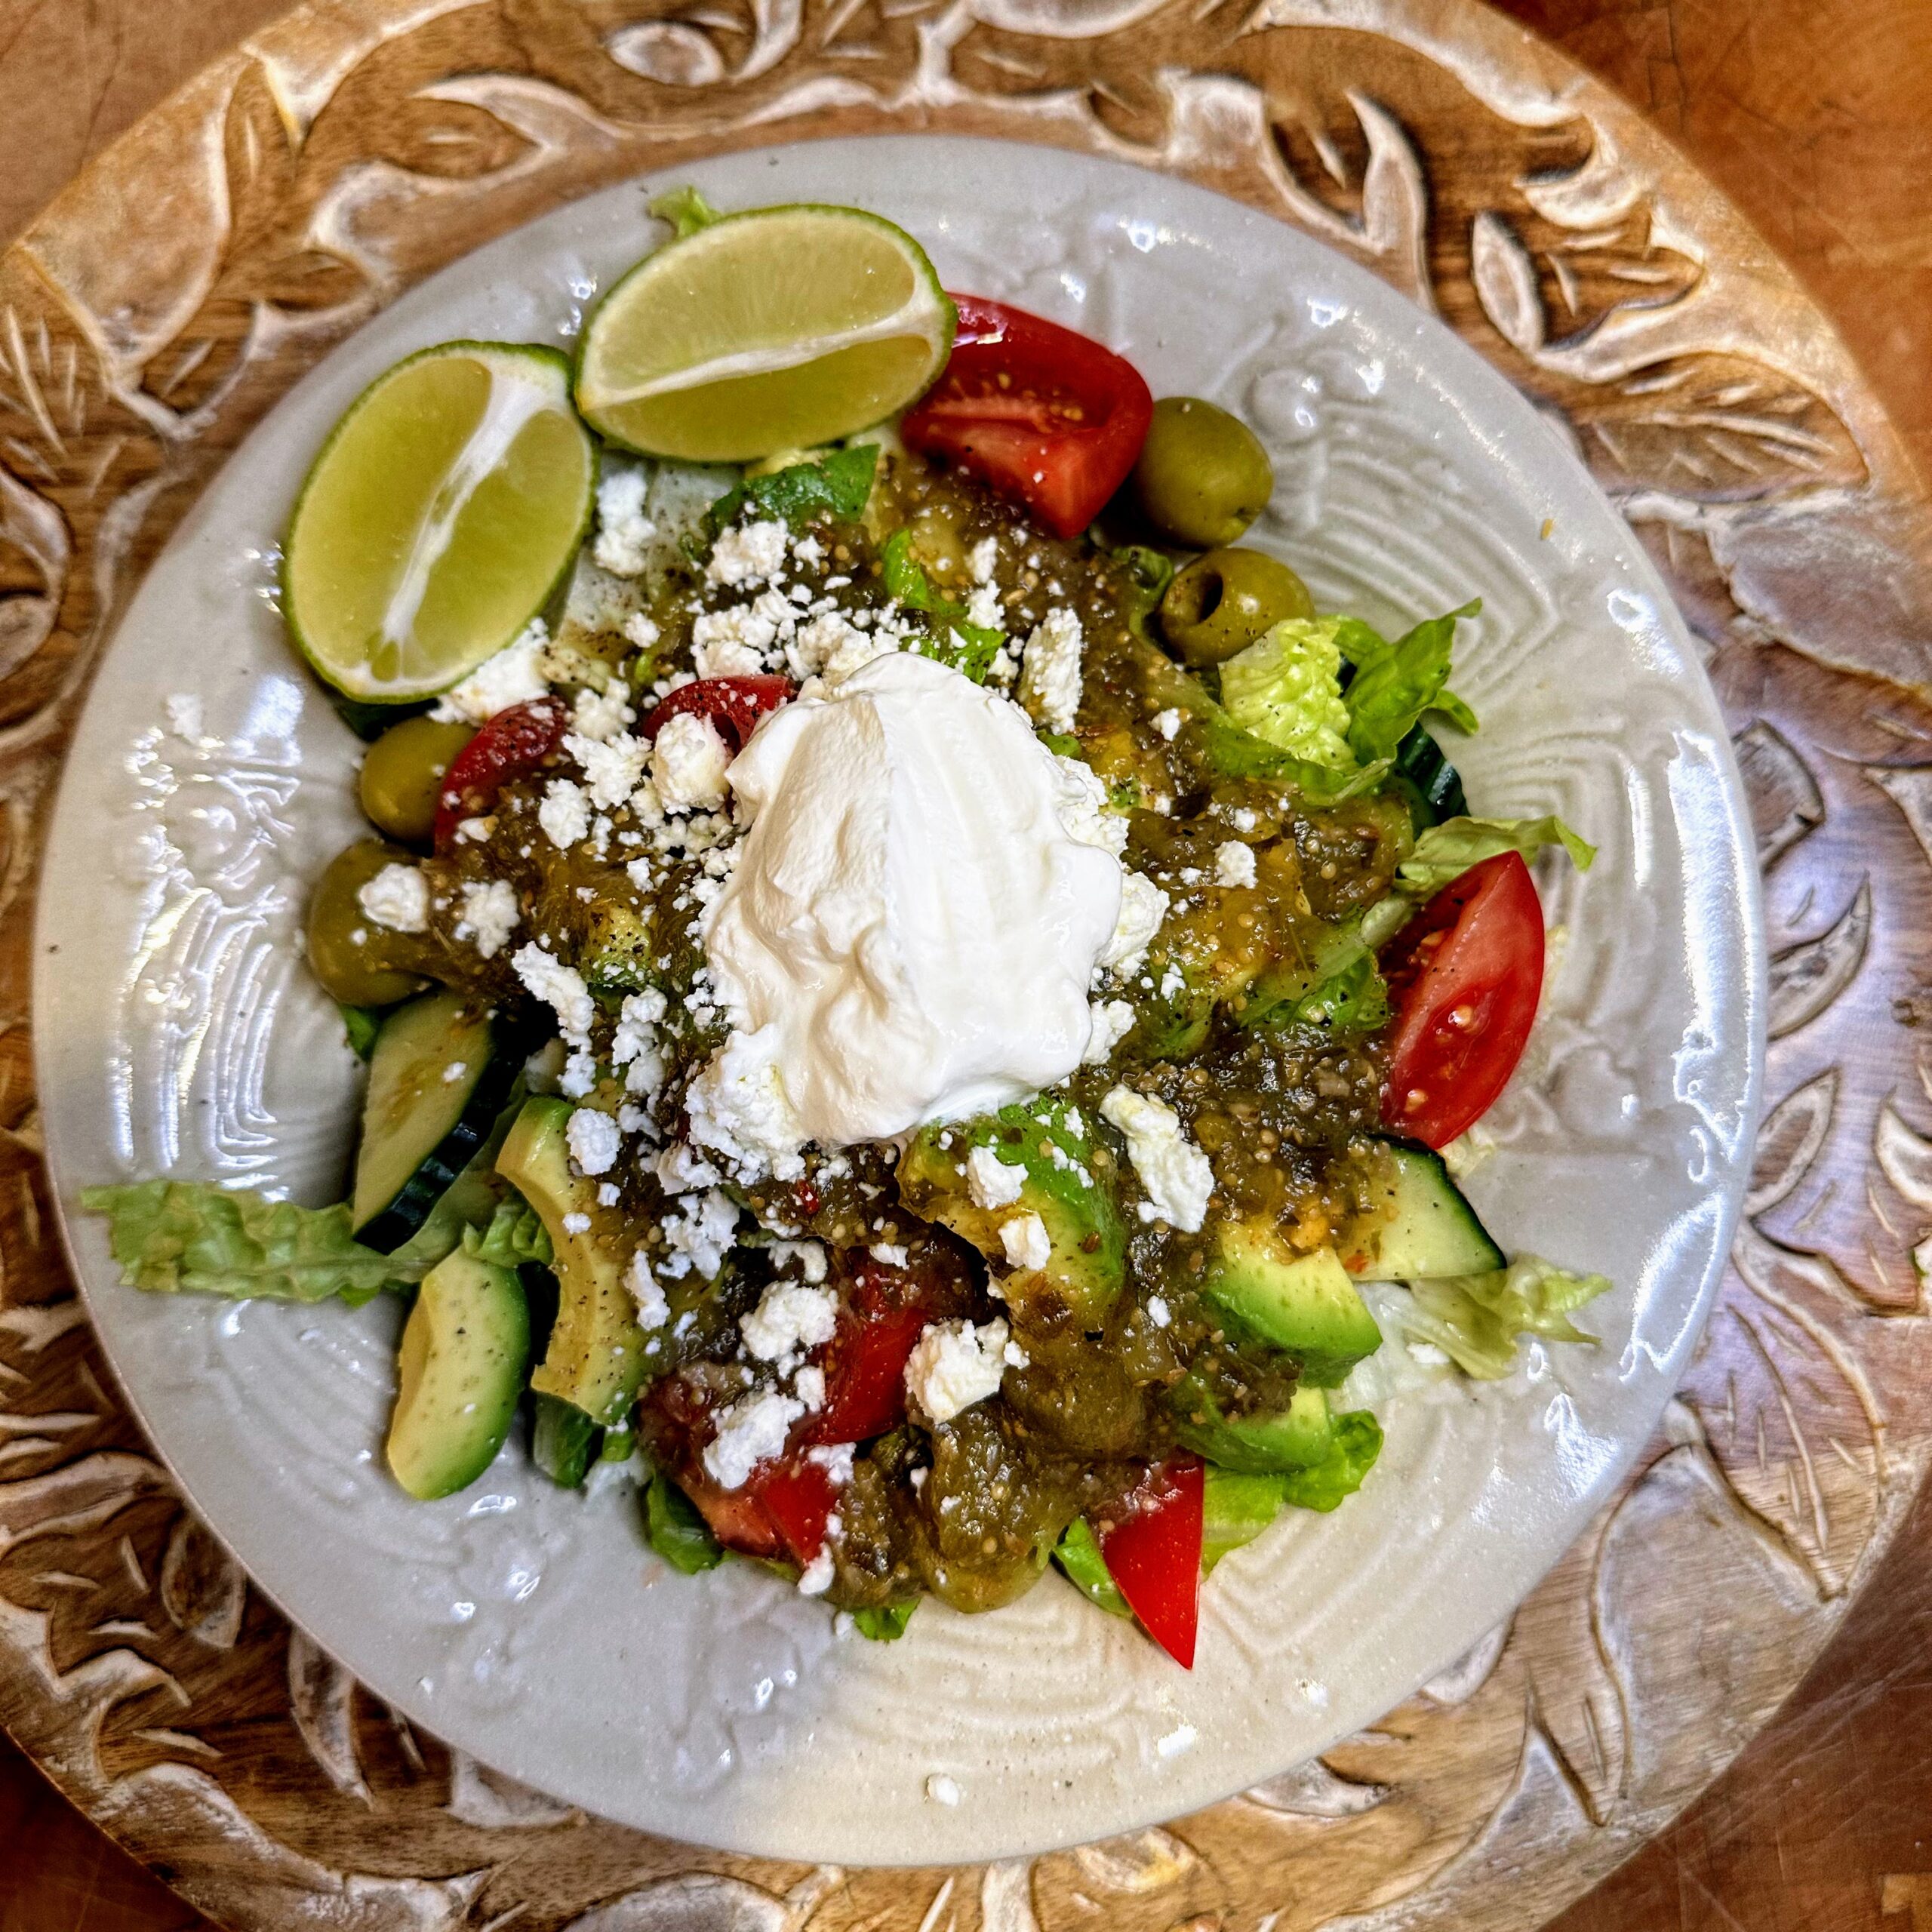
<box><xmin>1</xmin><ymin>2</ymin><xmax>1928</xmax><ymax>1929</ymax></box>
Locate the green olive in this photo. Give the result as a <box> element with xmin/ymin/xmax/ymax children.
<box><xmin>1132</xmin><ymin>396</ymin><xmax>1273</xmax><ymax>548</ymax></box>
<box><xmin>358</xmin><ymin>715</ymin><xmax>475</xmax><ymax>844</ymax></box>
<box><xmin>1158</xmin><ymin>547</ymin><xmax>1315</xmax><ymax>666</ymax></box>
<box><xmin>307</xmin><ymin>839</ymin><xmax>432</xmax><ymax>1008</ymax></box>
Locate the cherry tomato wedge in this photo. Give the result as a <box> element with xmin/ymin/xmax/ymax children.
<box><xmin>1097</xmin><ymin>1459</ymin><xmax>1204</xmax><ymax>1669</ymax></box>
<box><xmin>901</xmin><ymin>295</ymin><xmax>1154</xmax><ymax>540</ymax></box>
<box><xmin>642</xmin><ymin>675</ymin><xmax>794</xmax><ymax>753</ymax></box>
<box><xmin>432</xmin><ymin>694</ymin><xmax>570</xmax><ymax>853</ymax></box>
<box><xmin>1379</xmin><ymin>851</ymin><xmax>1546</xmax><ymax>1149</ymax></box>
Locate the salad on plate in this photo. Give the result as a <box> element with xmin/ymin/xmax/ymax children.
<box><xmin>85</xmin><ymin>189</ymin><xmax>1603</xmax><ymax>1669</ymax></box>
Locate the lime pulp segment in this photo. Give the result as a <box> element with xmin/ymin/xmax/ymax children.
<box><xmin>283</xmin><ymin>342</ymin><xmax>595</xmax><ymax>703</ymax></box>
<box><xmin>574</xmin><ymin>204</ymin><xmax>955</xmax><ymax>462</ymax></box>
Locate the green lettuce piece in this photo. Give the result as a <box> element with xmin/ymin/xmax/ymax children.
<box><xmin>532</xmin><ymin>1393</ymin><xmax>599</xmax><ymax>1488</ymax></box>
<box><xmin>469</xmin><ymin>1192</ymin><xmax>554</xmax><ymax>1269</ymax></box>
<box><xmin>1279</xmin><ymin>1409</ymin><xmax>1383</xmax><ymax>1512</ymax></box>
<box><xmin>1335</xmin><ymin>601</ymin><xmax>1480</xmax><ymax>764</ymax></box>
<box><xmin>1397</xmin><ymin>814</ymin><xmax>1596</xmax><ymax>897</ymax></box>
<box><xmin>853</xmin><ymin>1602</ymin><xmax>919</xmax><ymax>1641</ymax></box>
<box><xmin>1220</xmin><ymin>618</ymin><xmax>1356</xmax><ymax>769</ymax></box>
<box><xmin>708</xmin><ymin>445</ymin><xmax>878</xmax><ymax>535</ymax></box>
<box><xmin>1201</xmin><ymin>1469</ymin><xmax>1288</xmax><ymax>1574</ymax></box>
<box><xmin>80</xmin><ymin>1181</ymin><xmax>424</xmax><ymax>1303</ymax></box>
<box><xmin>1108</xmin><ymin>544</ymin><xmax>1174</xmax><ymax>648</ymax></box>
<box><xmin>880</xmin><ymin>528</ymin><xmax>1005</xmax><ymax>682</ymax></box>
<box><xmin>338</xmin><ymin>1004</ymin><xmax>383</xmax><ymax>1061</ymax></box>
<box><xmin>1287</xmin><ymin>950</ymin><xmax>1389</xmax><ymax>1036</ymax></box>
<box><xmin>1053</xmin><ymin>1518</ymin><xmax>1132</xmax><ymax>1617</ymax></box>
<box><xmin>1399</xmin><ymin>1255</ymin><xmax>1612</xmax><ymax>1380</ymax></box>
<box><xmin>645</xmin><ymin>1474</ymin><xmax>724</xmax><ymax>1574</ymax></box>
<box><xmin>649</xmin><ymin>185</ymin><xmax>721</xmax><ymax>239</ymax></box>
<box><xmin>1118</xmin><ymin>632</ymin><xmax>1386</xmax><ymax>804</ymax></box>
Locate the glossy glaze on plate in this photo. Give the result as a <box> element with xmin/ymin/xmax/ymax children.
<box><xmin>35</xmin><ymin>136</ymin><xmax>1763</xmax><ymax>1863</ymax></box>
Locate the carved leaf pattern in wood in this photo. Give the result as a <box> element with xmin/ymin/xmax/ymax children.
<box><xmin>1</xmin><ymin>1</ymin><xmax>1930</xmax><ymax>1927</ymax></box>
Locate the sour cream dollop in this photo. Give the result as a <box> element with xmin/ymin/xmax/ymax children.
<box><xmin>686</xmin><ymin>651</ymin><xmax>1123</xmax><ymax>1176</ymax></box>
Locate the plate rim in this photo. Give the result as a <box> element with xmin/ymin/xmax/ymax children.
<box><xmin>30</xmin><ymin>128</ymin><xmax>1769</xmax><ymax>1865</ymax></box>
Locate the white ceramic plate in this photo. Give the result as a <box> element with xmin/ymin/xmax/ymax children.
<box><xmin>36</xmin><ymin>135</ymin><xmax>1764</xmax><ymax>1864</ymax></box>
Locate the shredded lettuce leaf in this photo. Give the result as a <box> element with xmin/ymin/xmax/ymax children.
<box><xmin>879</xmin><ymin>528</ymin><xmax>1005</xmax><ymax>681</ymax></box>
<box><xmin>649</xmin><ymin>184</ymin><xmax>721</xmax><ymax>239</ymax></box>
<box><xmin>1334</xmin><ymin>601</ymin><xmax>1481</xmax><ymax>764</ymax></box>
<box><xmin>469</xmin><ymin>1193</ymin><xmax>553</xmax><ymax>1269</ymax></box>
<box><xmin>1287</xmin><ymin>950</ymin><xmax>1389</xmax><ymax>1036</ymax></box>
<box><xmin>1397</xmin><ymin>1255</ymin><xmax>1612</xmax><ymax>1380</ymax></box>
<box><xmin>645</xmin><ymin>1474</ymin><xmax>723</xmax><ymax>1574</ymax></box>
<box><xmin>1278</xmin><ymin>1409</ymin><xmax>1383</xmax><ymax>1512</ymax></box>
<box><xmin>853</xmin><ymin>1602</ymin><xmax>920</xmax><ymax>1641</ymax></box>
<box><xmin>1397</xmin><ymin>814</ymin><xmax>1597</xmax><ymax>897</ymax></box>
<box><xmin>1220</xmin><ymin>618</ymin><xmax>1357</xmax><ymax>769</ymax></box>
<box><xmin>337</xmin><ymin>1003</ymin><xmax>383</xmax><ymax>1061</ymax></box>
<box><xmin>1053</xmin><ymin>1518</ymin><xmax>1132</xmax><ymax>1616</ymax></box>
<box><xmin>80</xmin><ymin>1180</ymin><xmax>426</xmax><ymax>1304</ymax></box>
<box><xmin>707</xmin><ymin>444</ymin><xmax>878</xmax><ymax>536</ymax></box>
<box><xmin>1201</xmin><ymin>1469</ymin><xmax>1288</xmax><ymax>1573</ymax></box>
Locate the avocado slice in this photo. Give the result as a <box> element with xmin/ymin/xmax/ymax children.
<box><xmin>497</xmin><ymin>1096</ymin><xmax>646</xmax><ymax>1423</ymax></box>
<box><xmin>580</xmin><ymin>900</ymin><xmax>656</xmax><ymax>994</ymax></box>
<box><xmin>898</xmin><ymin>1100</ymin><xmax>1124</xmax><ymax>1328</ymax></box>
<box><xmin>1174</xmin><ymin>1382</ymin><xmax>1333</xmax><ymax>1475</ymax></box>
<box><xmin>386</xmin><ymin>1242</ymin><xmax>530</xmax><ymax>1500</ymax></box>
<box><xmin>1203</xmin><ymin>1225</ymin><xmax>1383</xmax><ymax>1386</ymax></box>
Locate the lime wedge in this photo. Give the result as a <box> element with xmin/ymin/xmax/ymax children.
<box><xmin>283</xmin><ymin>342</ymin><xmax>595</xmax><ymax>703</ymax></box>
<box><xmin>575</xmin><ymin>205</ymin><xmax>955</xmax><ymax>462</ymax></box>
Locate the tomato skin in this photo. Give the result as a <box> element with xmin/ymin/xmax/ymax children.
<box><xmin>643</xmin><ymin>1246</ymin><xmax>971</xmax><ymax>1564</ymax></box>
<box><xmin>1097</xmin><ymin>1460</ymin><xmax>1204</xmax><ymax>1669</ymax></box>
<box><xmin>432</xmin><ymin>695</ymin><xmax>569</xmax><ymax>852</ymax></box>
<box><xmin>901</xmin><ymin>295</ymin><xmax>1153</xmax><ymax>540</ymax></box>
<box><xmin>1380</xmin><ymin>851</ymin><xmax>1546</xmax><ymax>1149</ymax></box>
<box><xmin>804</xmin><ymin>1249</ymin><xmax>968</xmax><ymax>1446</ymax></box>
<box><xmin>642</xmin><ymin>675</ymin><xmax>794</xmax><ymax>752</ymax></box>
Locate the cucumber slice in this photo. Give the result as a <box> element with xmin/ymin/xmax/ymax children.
<box><xmin>352</xmin><ymin>989</ymin><xmax>515</xmax><ymax>1251</ymax></box>
<box><xmin>1344</xmin><ymin>1143</ymin><xmax>1504</xmax><ymax>1281</ymax></box>
<box><xmin>386</xmin><ymin>1244</ymin><xmax>530</xmax><ymax>1500</ymax></box>
<box><xmin>1390</xmin><ymin>722</ymin><xmax>1468</xmax><ymax>829</ymax></box>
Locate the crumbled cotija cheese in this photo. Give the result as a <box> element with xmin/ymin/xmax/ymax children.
<box><xmin>566</xmin><ymin>1107</ymin><xmax>621</xmax><ymax>1177</ymax></box>
<box><xmin>538</xmin><ymin>777</ymin><xmax>591</xmax><ymax>849</ymax></box>
<box><xmin>454</xmin><ymin>879</ymin><xmax>519</xmax><ymax>959</ymax></box>
<box><xmin>592</xmin><ymin>467</ymin><xmax>657</xmax><ymax>577</ymax></box>
<box><xmin>1100</xmin><ymin>1086</ymin><xmax>1214</xmax><ymax>1232</ymax></box>
<box><xmin>903</xmin><ymin>1318</ymin><xmax>1019</xmax><ymax>1425</ymax></box>
<box><xmin>651</xmin><ymin>711</ymin><xmax>731</xmax><ymax>811</ymax></box>
<box><xmin>999</xmin><ymin>1213</ymin><xmax>1051</xmax><ymax>1272</ymax></box>
<box><xmin>1018</xmin><ymin>606</ymin><xmax>1083</xmax><ymax>734</ymax></box>
<box><xmin>356</xmin><ymin>862</ymin><xmax>429</xmax><ymax>933</ymax></box>
<box><xmin>431</xmin><ymin>620</ymin><xmax>552</xmax><ymax>723</ymax></box>
<box><xmin>1215</xmin><ymin>840</ymin><xmax>1258</xmax><ymax>889</ymax></box>
<box><xmin>739</xmin><ymin>1280</ymin><xmax>839</xmax><ymax>1362</ymax></box>
<box><xmin>703</xmin><ymin>1389</ymin><xmax>803</xmax><ymax>1489</ymax></box>
<box><xmin>964</xmin><ymin>1143</ymin><xmax>1025</xmax><ymax>1210</ymax></box>
<box><xmin>1100</xmin><ymin>872</ymin><xmax>1170</xmax><ymax>980</ymax></box>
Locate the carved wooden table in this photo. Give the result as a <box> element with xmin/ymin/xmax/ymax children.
<box><xmin>3</xmin><ymin>2</ymin><xmax>1930</xmax><ymax>1927</ymax></box>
